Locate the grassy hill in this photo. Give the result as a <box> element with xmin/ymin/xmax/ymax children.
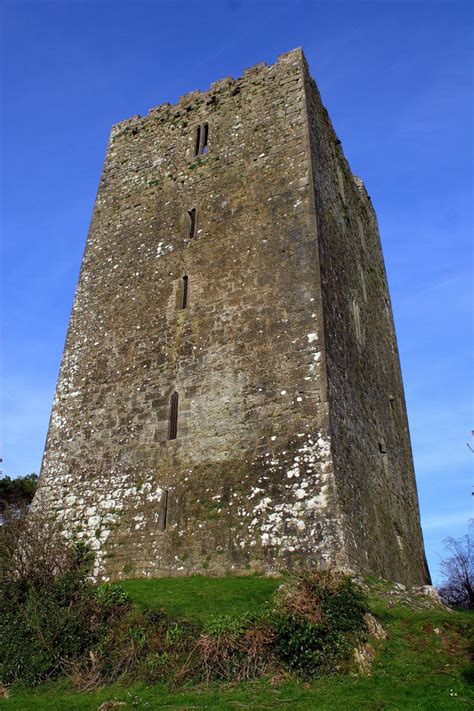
<box><xmin>1</xmin><ymin>575</ymin><xmax>472</xmax><ymax>710</ymax></box>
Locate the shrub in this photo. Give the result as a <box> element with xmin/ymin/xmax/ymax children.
<box><xmin>0</xmin><ymin>507</ymin><xmax>81</xmax><ymax>585</ymax></box>
<box><xmin>461</xmin><ymin>638</ymin><xmax>474</xmax><ymax>686</ymax></box>
<box><xmin>271</xmin><ymin>570</ymin><xmax>369</xmax><ymax>677</ymax></box>
<box><xmin>0</xmin><ymin>509</ymin><xmax>130</xmax><ymax>687</ymax></box>
<box><xmin>0</xmin><ymin>521</ymin><xmax>370</xmax><ymax>692</ymax></box>
<box><xmin>193</xmin><ymin>572</ymin><xmax>368</xmax><ymax>682</ymax></box>
<box><xmin>87</xmin><ymin>610</ymin><xmax>199</xmax><ymax>688</ymax></box>
<box><xmin>197</xmin><ymin>613</ymin><xmax>275</xmax><ymax>682</ymax></box>
<box><xmin>73</xmin><ymin>600</ymin><xmax>200</xmax><ymax>687</ymax></box>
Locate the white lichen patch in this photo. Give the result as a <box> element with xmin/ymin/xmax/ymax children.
<box><xmin>34</xmin><ymin>460</ymin><xmax>165</xmax><ymax>579</ymax></box>
<box><xmin>248</xmin><ymin>432</ymin><xmax>337</xmax><ymax>555</ymax></box>
<box><xmin>156</xmin><ymin>241</ymin><xmax>173</xmax><ymax>258</ymax></box>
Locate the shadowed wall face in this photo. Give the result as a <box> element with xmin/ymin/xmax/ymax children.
<box><xmin>35</xmin><ymin>49</ymin><xmax>429</xmax><ymax>585</ymax></box>
<box><xmin>303</xmin><ymin>68</ymin><xmax>429</xmax><ymax>585</ymax></box>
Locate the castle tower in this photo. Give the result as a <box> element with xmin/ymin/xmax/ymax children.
<box><xmin>35</xmin><ymin>49</ymin><xmax>430</xmax><ymax>584</ymax></box>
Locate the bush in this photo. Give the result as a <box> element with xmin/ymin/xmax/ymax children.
<box><xmin>197</xmin><ymin>613</ymin><xmax>275</xmax><ymax>681</ymax></box>
<box><xmin>195</xmin><ymin>572</ymin><xmax>368</xmax><ymax>682</ymax></box>
<box><xmin>0</xmin><ymin>506</ymin><xmax>79</xmax><ymax>585</ymax></box>
<box><xmin>0</xmin><ymin>514</ymin><xmax>370</xmax><ymax>692</ymax></box>
<box><xmin>271</xmin><ymin>571</ymin><xmax>369</xmax><ymax>677</ymax></box>
<box><xmin>0</xmin><ymin>510</ymin><xmax>130</xmax><ymax>687</ymax></box>
<box><xmin>461</xmin><ymin>639</ymin><xmax>474</xmax><ymax>686</ymax></box>
<box><xmin>80</xmin><ymin>610</ymin><xmax>199</xmax><ymax>688</ymax></box>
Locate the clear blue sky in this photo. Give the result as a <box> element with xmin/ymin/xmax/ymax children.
<box><xmin>1</xmin><ymin>0</ymin><xmax>472</xmax><ymax>583</ymax></box>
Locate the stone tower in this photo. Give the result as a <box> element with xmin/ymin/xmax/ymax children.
<box><xmin>35</xmin><ymin>49</ymin><xmax>430</xmax><ymax>585</ymax></box>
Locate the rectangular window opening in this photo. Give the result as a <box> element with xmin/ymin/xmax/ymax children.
<box><xmin>180</xmin><ymin>275</ymin><xmax>189</xmax><ymax>310</ymax></box>
<box><xmin>187</xmin><ymin>208</ymin><xmax>196</xmax><ymax>238</ymax></box>
<box><xmin>168</xmin><ymin>391</ymin><xmax>179</xmax><ymax>440</ymax></box>
<box><xmin>194</xmin><ymin>125</ymin><xmax>201</xmax><ymax>156</ymax></box>
<box><xmin>202</xmin><ymin>123</ymin><xmax>209</xmax><ymax>154</ymax></box>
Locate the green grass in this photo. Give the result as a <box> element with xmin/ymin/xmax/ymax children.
<box><xmin>118</xmin><ymin>574</ymin><xmax>282</xmax><ymax>624</ymax></box>
<box><xmin>1</xmin><ymin>576</ymin><xmax>473</xmax><ymax>710</ymax></box>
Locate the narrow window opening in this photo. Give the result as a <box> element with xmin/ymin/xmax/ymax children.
<box><xmin>389</xmin><ymin>394</ymin><xmax>395</xmax><ymax>411</ymax></box>
<box><xmin>194</xmin><ymin>125</ymin><xmax>201</xmax><ymax>156</ymax></box>
<box><xmin>180</xmin><ymin>275</ymin><xmax>189</xmax><ymax>310</ymax></box>
<box><xmin>160</xmin><ymin>489</ymin><xmax>169</xmax><ymax>531</ymax></box>
<box><xmin>187</xmin><ymin>208</ymin><xmax>196</xmax><ymax>238</ymax></box>
<box><xmin>378</xmin><ymin>440</ymin><xmax>387</xmax><ymax>455</ymax></box>
<box><xmin>202</xmin><ymin>123</ymin><xmax>209</xmax><ymax>154</ymax></box>
<box><xmin>168</xmin><ymin>391</ymin><xmax>179</xmax><ymax>440</ymax></box>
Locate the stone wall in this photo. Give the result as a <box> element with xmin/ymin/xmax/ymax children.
<box><xmin>35</xmin><ymin>48</ymin><xmax>429</xmax><ymax>584</ymax></box>
<box><xmin>302</xmin><ymin>57</ymin><xmax>429</xmax><ymax>584</ymax></box>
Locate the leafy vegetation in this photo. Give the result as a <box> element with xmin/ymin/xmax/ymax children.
<box><xmin>1</xmin><ymin>576</ymin><xmax>472</xmax><ymax>709</ymax></box>
<box><xmin>0</xmin><ymin>474</ymin><xmax>38</xmax><ymax>512</ymax></box>
<box><xmin>1</xmin><ymin>541</ymin><xmax>370</xmax><ymax>692</ymax></box>
<box><xmin>0</xmin><ymin>513</ymin><xmax>472</xmax><ymax>709</ymax></box>
<box><xmin>0</xmin><ymin>526</ymin><xmax>130</xmax><ymax>687</ymax></box>
<box><xmin>271</xmin><ymin>572</ymin><xmax>368</xmax><ymax>678</ymax></box>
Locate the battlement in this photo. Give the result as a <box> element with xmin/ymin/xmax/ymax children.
<box><xmin>111</xmin><ymin>47</ymin><xmax>305</xmax><ymax>137</ymax></box>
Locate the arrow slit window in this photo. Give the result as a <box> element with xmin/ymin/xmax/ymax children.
<box><xmin>168</xmin><ymin>392</ymin><xmax>179</xmax><ymax>440</ymax></box>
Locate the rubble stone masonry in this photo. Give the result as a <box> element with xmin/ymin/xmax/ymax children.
<box><xmin>34</xmin><ymin>49</ymin><xmax>430</xmax><ymax>584</ymax></box>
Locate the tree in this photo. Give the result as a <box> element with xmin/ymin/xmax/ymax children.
<box><xmin>0</xmin><ymin>474</ymin><xmax>38</xmax><ymax>513</ymax></box>
<box><xmin>437</xmin><ymin>521</ymin><xmax>474</xmax><ymax>610</ymax></box>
